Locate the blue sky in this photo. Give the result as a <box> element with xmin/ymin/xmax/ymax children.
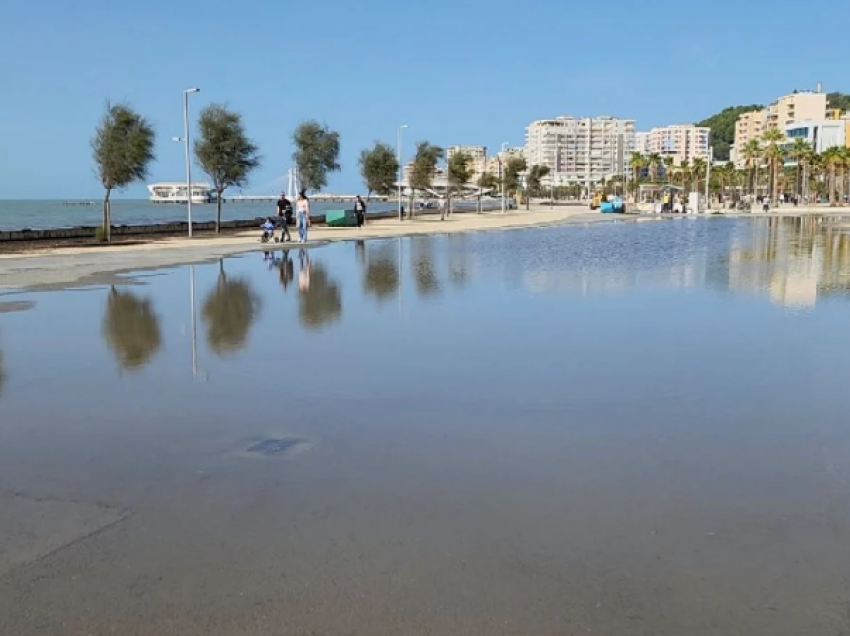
<box><xmin>1</xmin><ymin>0</ymin><xmax>847</xmax><ymax>199</ymax></box>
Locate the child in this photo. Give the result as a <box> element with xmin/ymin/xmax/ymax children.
<box><xmin>260</xmin><ymin>217</ymin><xmax>276</xmax><ymax>243</ymax></box>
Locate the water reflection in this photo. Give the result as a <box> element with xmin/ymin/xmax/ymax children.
<box><xmin>447</xmin><ymin>234</ymin><xmax>470</xmax><ymax>287</ymax></box>
<box><xmin>297</xmin><ymin>251</ymin><xmax>342</xmax><ymax>330</ymax></box>
<box><xmin>0</xmin><ymin>340</ymin><xmax>5</xmax><ymax>398</ymax></box>
<box><xmin>411</xmin><ymin>237</ymin><xmax>440</xmax><ymax>297</ymax></box>
<box><xmin>728</xmin><ymin>216</ymin><xmax>850</xmax><ymax>308</ymax></box>
<box><xmin>102</xmin><ymin>287</ymin><xmax>162</xmax><ymax>372</ymax></box>
<box><xmin>201</xmin><ymin>260</ymin><xmax>262</xmax><ymax>356</ymax></box>
<box><xmin>362</xmin><ymin>241</ymin><xmax>399</xmax><ymax>303</ymax></box>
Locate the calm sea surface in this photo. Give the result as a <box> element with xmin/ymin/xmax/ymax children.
<box><xmin>0</xmin><ymin>199</ymin><xmax>401</xmax><ymax>231</ymax></box>
<box><xmin>2</xmin><ymin>216</ymin><xmax>850</xmax><ymax>634</ymax></box>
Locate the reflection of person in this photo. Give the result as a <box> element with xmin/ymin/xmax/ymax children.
<box><xmin>354</xmin><ymin>195</ymin><xmax>367</xmax><ymax>227</ymax></box>
<box><xmin>278</xmin><ymin>250</ymin><xmax>294</xmax><ymax>292</ymax></box>
<box><xmin>298</xmin><ymin>249</ymin><xmax>311</xmax><ymax>292</ymax></box>
<box><xmin>296</xmin><ymin>191</ymin><xmax>311</xmax><ymax>243</ymax></box>
<box><xmin>276</xmin><ymin>192</ymin><xmax>293</xmax><ymax>242</ymax></box>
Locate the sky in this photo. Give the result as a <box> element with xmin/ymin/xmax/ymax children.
<box><xmin>1</xmin><ymin>0</ymin><xmax>848</xmax><ymax>200</ymax></box>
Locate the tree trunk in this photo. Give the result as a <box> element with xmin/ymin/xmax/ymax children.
<box><xmin>102</xmin><ymin>189</ymin><xmax>112</xmax><ymax>242</ymax></box>
<box><xmin>829</xmin><ymin>167</ymin><xmax>837</xmax><ymax>206</ymax></box>
<box><xmin>215</xmin><ymin>189</ymin><xmax>223</xmax><ymax>234</ymax></box>
<box><xmin>408</xmin><ymin>190</ymin><xmax>414</xmax><ymax>220</ymax></box>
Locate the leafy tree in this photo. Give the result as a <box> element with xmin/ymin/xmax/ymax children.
<box><xmin>409</xmin><ymin>141</ymin><xmax>444</xmax><ymax>218</ymax></box>
<box><xmin>503</xmin><ymin>157</ymin><xmax>527</xmax><ymax>196</ymax></box>
<box><xmin>202</xmin><ymin>261</ymin><xmax>262</xmax><ymax>356</ymax></box>
<box><xmin>827</xmin><ymin>92</ymin><xmax>850</xmax><ymax>113</ymax></box>
<box><xmin>195</xmin><ymin>104</ymin><xmax>262</xmax><ymax>234</ymax></box>
<box><xmin>525</xmin><ymin>165</ymin><xmax>551</xmax><ymax>208</ymax></box>
<box><xmin>691</xmin><ymin>157</ymin><xmax>707</xmax><ymax>194</ymax></box>
<box><xmin>695</xmin><ymin>104</ymin><xmax>763</xmax><ymax>161</ymax></box>
<box><xmin>92</xmin><ymin>103</ymin><xmax>156</xmax><ymax>242</ymax></box>
<box><xmin>102</xmin><ymin>287</ymin><xmax>162</xmax><ymax>372</ymax></box>
<box><xmin>477</xmin><ymin>171</ymin><xmax>499</xmax><ymax>191</ymax></box>
<box><xmin>647</xmin><ymin>153</ymin><xmax>662</xmax><ymax>182</ymax></box>
<box><xmin>446</xmin><ymin>152</ymin><xmax>473</xmax><ymax>219</ymax></box>
<box><xmin>299</xmin><ymin>263</ymin><xmax>342</xmax><ymax>329</ymax></box>
<box><xmin>762</xmin><ymin>128</ymin><xmax>786</xmax><ymax>204</ymax></box>
<box><xmin>629</xmin><ymin>152</ymin><xmax>647</xmax><ymax>190</ymax></box>
<box><xmin>663</xmin><ymin>156</ymin><xmax>675</xmax><ymax>184</ymax></box>
<box><xmin>679</xmin><ymin>159</ymin><xmax>691</xmax><ymax>194</ymax></box>
<box><xmin>358</xmin><ymin>141</ymin><xmax>399</xmax><ymax>199</ymax></box>
<box><xmin>292</xmin><ymin>120</ymin><xmax>341</xmax><ymax>192</ymax></box>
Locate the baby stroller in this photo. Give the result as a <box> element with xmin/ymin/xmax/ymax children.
<box><xmin>260</xmin><ymin>218</ymin><xmax>277</xmax><ymax>243</ymax></box>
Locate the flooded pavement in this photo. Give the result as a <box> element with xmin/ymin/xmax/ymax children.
<box><xmin>2</xmin><ymin>216</ymin><xmax>850</xmax><ymax>634</ymax></box>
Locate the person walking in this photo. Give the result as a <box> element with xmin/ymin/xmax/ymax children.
<box><xmin>296</xmin><ymin>191</ymin><xmax>311</xmax><ymax>243</ymax></box>
<box><xmin>276</xmin><ymin>192</ymin><xmax>293</xmax><ymax>242</ymax></box>
<box><xmin>354</xmin><ymin>195</ymin><xmax>367</xmax><ymax>227</ymax></box>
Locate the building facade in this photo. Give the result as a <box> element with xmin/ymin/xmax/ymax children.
<box><xmin>524</xmin><ymin>116</ymin><xmax>635</xmax><ymax>187</ymax></box>
<box><xmin>634</xmin><ymin>131</ymin><xmax>651</xmax><ymax>155</ymax></box>
<box><xmin>641</xmin><ymin>125</ymin><xmax>710</xmax><ymax>165</ymax></box>
<box><xmin>446</xmin><ymin>145</ymin><xmax>487</xmax><ymax>181</ymax></box>
<box><xmin>784</xmin><ymin>120</ymin><xmax>846</xmax><ymax>155</ymax></box>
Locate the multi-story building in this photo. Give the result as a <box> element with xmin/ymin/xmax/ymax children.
<box><xmin>641</xmin><ymin>125</ymin><xmax>711</xmax><ymax>165</ymax></box>
<box><xmin>784</xmin><ymin>120</ymin><xmax>846</xmax><ymax>154</ymax></box>
<box><xmin>446</xmin><ymin>145</ymin><xmax>487</xmax><ymax>180</ymax></box>
<box><xmin>524</xmin><ymin>116</ymin><xmax>635</xmax><ymax>187</ymax></box>
<box><xmin>634</xmin><ymin>132</ymin><xmax>651</xmax><ymax>155</ymax></box>
<box><xmin>483</xmin><ymin>147</ymin><xmax>525</xmax><ymax>179</ymax></box>
<box><xmin>734</xmin><ymin>88</ymin><xmax>828</xmax><ymax>166</ymax></box>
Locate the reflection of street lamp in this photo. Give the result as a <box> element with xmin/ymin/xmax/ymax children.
<box><xmin>397</xmin><ymin>124</ymin><xmax>408</xmax><ymax>221</ymax></box>
<box><xmin>188</xmin><ymin>265</ymin><xmax>208</xmax><ymax>381</ymax></box>
<box><xmin>183</xmin><ymin>87</ymin><xmax>200</xmax><ymax>238</ymax></box>
<box><xmin>500</xmin><ymin>142</ymin><xmax>509</xmax><ymax>214</ymax></box>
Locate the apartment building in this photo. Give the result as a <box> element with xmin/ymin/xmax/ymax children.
<box><xmin>641</xmin><ymin>125</ymin><xmax>711</xmax><ymax>165</ymax></box>
<box><xmin>784</xmin><ymin>120</ymin><xmax>846</xmax><ymax>154</ymax></box>
<box><xmin>635</xmin><ymin>131</ymin><xmax>651</xmax><ymax>154</ymax></box>
<box><xmin>734</xmin><ymin>88</ymin><xmax>828</xmax><ymax>166</ymax></box>
<box><xmin>524</xmin><ymin>116</ymin><xmax>636</xmax><ymax>187</ymax></box>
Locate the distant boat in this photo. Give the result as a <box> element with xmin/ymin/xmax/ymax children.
<box><xmin>147</xmin><ymin>182</ymin><xmax>213</xmax><ymax>204</ymax></box>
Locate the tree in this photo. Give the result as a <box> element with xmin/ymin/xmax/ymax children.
<box><xmin>446</xmin><ymin>151</ymin><xmax>473</xmax><ymax>219</ymax></box>
<box><xmin>762</xmin><ymin>128</ymin><xmax>786</xmax><ymax>205</ymax></box>
<box><xmin>679</xmin><ymin>159</ymin><xmax>691</xmax><ymax>194</ymax></box>
<box><xmin>292</xmin><ymin>120</ymin><xmax>341</xmax><ymax>192</ymax></box>
<box><xmin>194</xmin><ymin>104</ymin><xmax>262</xmax><ymax>234</ymax></box>
<box><xmin>696</xmin><ymin>104</ymin><xmax>764</xmax><ymax>161</ymax></box>
<box><xmin>827</xmin><ymin>92</ymin><xmax>850</xmax><ymax>113</ymax></box>
<box><xmin>358</xmin><ymin>141</ymin><xmax>399</xmax><ymax>199</ymax></box>
<box><xmin>822</xmin><ymin>147</ymin><xmax>843</xmax><ymax>206</ymax></box>
<box><xmin>202</xmin><ymin>261</ymin><xmax>262</xmax><ymax>356</ymax></box>
<box><xmin>787</xmin><ymin>138</ymin><xmax>812</xmax><ymax>199</ymax></box>
<box><xmin>503</xmin><ymin>157</ymin><xmax>527</xmax><ymax>197</ymax></box>
<box><xmin>691</xmin><ymin>157</ymin><xmax>707</xmax><ymax>194</ymax></box>
<box><xmin>92</xmin><ymin>103</ymin><xmax>156</xmax><ymax>242</ymax></box>
<box><xmin>409</xmin><ymin>141</ymin><xmax>444</xmax><ymax>219</ymax></box>
<box><xmin>742</xmin><ymin>139</ymin><xmax>762</xmax><ymax>196</ymax></box>
<box><xmin>102</xmin><ymin>287</ymin><xmax>162</xmax><ymax>372</ymax></box>
<box><xmin>629</xmin><ymin>152</ymin><xmax>647</xmax><ymax>192</ymax></box>
<box><xmin>525</xmin><ymin>165</ymin><xmax>551</xmax><ymax>208</ymax></box>
<box><xmin>647</xmin><ymin>153</ymin><xmax>662</xmax><ymax>182</ymax></box>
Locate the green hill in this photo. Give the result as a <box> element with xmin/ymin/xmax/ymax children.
<box><xmin>695</xmin><ymin>105</ymin><xmax>762</xmax><ymax>162</ymax></box>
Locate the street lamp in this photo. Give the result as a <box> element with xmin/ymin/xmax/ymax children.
<box><xmin>501</xmin><ymin>142</ymin><xmax>509</xmax><ymax>214</ymax></box>
<box><xmin>183</xmin><ymin>87</ymin><xmax>200</xmax><ymax>237</ymax></box>
<box><xmin>397</xmin><ymin>124</ymin><xmax>408</xmax><ymax>221</ymax></box>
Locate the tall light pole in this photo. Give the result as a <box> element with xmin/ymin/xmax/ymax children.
<box><xmin>705</xmin><ymin>146</ymin><xmax>714</xmax><ymax>212</ymax></box>
<box><xmin>397</xmin><ymin>124</ymin><xmax>408</xmax><ymax>221</ymax></box>
<box><xmin>183</xmin><ymin>87</ymin><xmax>200</xmax><ymax>237</ymax></box>
<box><xmin>501</xmin><ymin>142</ymin><xmax>509</xmax><ymax>214</ymax></box>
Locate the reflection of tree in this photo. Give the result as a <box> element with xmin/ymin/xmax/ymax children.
<box><xmin>202</xmin><ymin>261</ymin><xmax>262</xmax><ymax>356</ymax></box>
<box><xmin>102</xmin><ymin>287</ymin><xmax>162</xmax><ymax>371</ymax></box>
<box><xmin>412</xmin><ymin>238</ymin><xmax>440</xmax><ymax>297</ymax></box>
<box><xmin>362</xmin><ymin>243</ymin><xmax>399</xmax><ymax>303</ymax></box>
<box><xmin>299</xmin><ymin>263</ymin><xmax>342</xmax><ymax>330</ymax></box>
<box><xmin>448</xmin><ymin>234</ymin><xmax>469</xmax><ymax>287</ymax></box>
<box><xmin>0</xmin><ymin>342</ymin><xmax>5</xmax><ymax>399</ymax></box>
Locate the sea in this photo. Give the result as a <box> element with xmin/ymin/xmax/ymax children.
<box><xmin>0</xmin><ymin>199</ymin><xmax>402</xmax><ymax>231</ymax></box>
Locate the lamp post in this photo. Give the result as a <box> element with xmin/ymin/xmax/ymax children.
<box><xmin>501</xmin><ymin>142</ymin><xmax>509</xmax><ymax>214</ymax></box>
<box><xmin>183</xmin><ymin>87</ymin><xmax>200</xmax><ymax>237</ymax></box>
<box><xmin>397</xmin><ymin>124</ymin><xmax>408</xmax><ymax>221</ymax></box>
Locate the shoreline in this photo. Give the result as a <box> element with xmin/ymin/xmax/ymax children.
<box><xmin>3</xmin><ymin>204</ymin><xmax>850</xmax><ymax>292</ymax></box>
<box><xmin>0</xmin><ymin>206</ymin><xmax>615</xmax><ymax>290</ymax></box>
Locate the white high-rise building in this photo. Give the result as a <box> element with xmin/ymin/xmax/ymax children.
<box><xmin>644</xmin><ymin>124</ymin><xmax>711</xmax><ymax>165</ymax></box>
<box><xmin>635</xmin><ymin>131</ymin><xmax>651</xmax><ymax>154</ymax></box>
<box><xmin>446</xmin><ymin>145</ymin><xmax>487</xmax><ymax>181</ymax></box>
<box><xmin>524</xmin><ymin>116</ymin><xmax>636</xmax><ymax>187</ymax></box>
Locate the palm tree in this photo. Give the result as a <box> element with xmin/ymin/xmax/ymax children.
<box><xmin>663</xmin><ymin>156</ymin><xmax>674</xmax><ymax>184</ymax></box>
<box><xmin>679</xmin><ymin>159</ymin><xmax>691</xmax><ymax>194</ymax></box>
<box><xmin>787</xmin><ymin>138</ymin><xmax>811</xmax><ymax>200</ymax></box>
<box><xmin>629</xmin><ymin>152</ymin><xmax>646</xmax><ymax>190</ymax></box>
<box><xmin>742</xmin><ymin>139</ymin><xmax>762</xmax><ymax>197</ymax></box>
<box><xmin>822</xmin><ymin>147</ymin><xmax>843</xmax><ymax>206</ymax></box>
<box><xmin>762</xmin><ymin>128</ymin><xmax>786</xmax><ymax>205</ymax></box>
<box><xmin>647</xmin><ymin>153</ymin><xmax>662</xmax><ymax>182</ymax></box>
<box><xmin>842</xmin><ymin>147</ymin><xmax>850</xmax><ymax>205</ymax></box>
<box><xmin>691</xmin><ymin>157</ymin><xmax>707</xmax><ymax>195</ymax></box>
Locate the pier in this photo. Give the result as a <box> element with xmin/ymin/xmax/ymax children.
<box><xmin>223</xmin><ymin>194</ymin><xmax>390</xmax><ymax>204</ymax></box>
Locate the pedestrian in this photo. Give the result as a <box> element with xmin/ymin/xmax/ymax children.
<box><xmin>296</xmin><ymin>190</ymin><xmax>310</xmax><ymax>243</ymax></box>
<box><xmin>354</xmin><ymin>195</ymin><xmax>367</xmax><ymax>227</ymax></box>
<box><xmin>276</xmin><ymin>192</ymin><xmax>293</xmax><ymax>242</ymax></box>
